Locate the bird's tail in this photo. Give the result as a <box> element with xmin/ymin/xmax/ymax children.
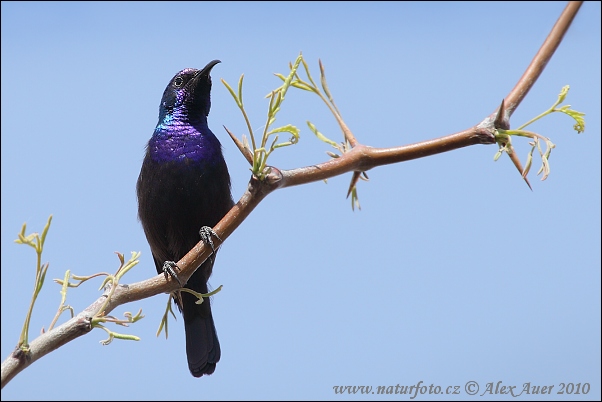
<box><xmin>182</xmin><ymin>288</ymin><xmax>221</xmax><ymax>377</ymax></box>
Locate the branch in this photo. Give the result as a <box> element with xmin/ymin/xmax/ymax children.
<box><xmin>1</xmin><ymin>179</ymin><xmax>269</xmax><ymax>388</ymax></box>
<box><xmin>0</xmin><ymin>1</ymin><xmax>584</xmax><ymax>388</ymax></box>
<box><xmin>491</xmin><ymin>1</ymin><xmax>582</xmax><ymax>185</ymax></box>
<box><xmin>504</xmin><ymin>1</ymin><xmax>583</xmax><ymax>116</ymax></box>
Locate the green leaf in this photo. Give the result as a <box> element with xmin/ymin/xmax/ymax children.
<box><xmin>266</xmin><ymin>125</ymin><xmax>300</xmax><ymax>149</ymax></box>
<box><xmin>221</xmin><ymin>78</ymin><xmax>241</xmax><ymax>107</ymax></box>
<box><xmin>237</xmin><ymin>74</ymin><xmax>244</xmax><ymax>106</ymax></box>
<box><xmin>301</xmin><ymin>55</ymin><xmax>317</xmax><ymax>89</ymax></box>
<box><xmin>40</xmin><ymin>215</ymin><xmax>53</xmax><ymax>247</ymax></box>
<box><xmin>560</xmin><ymin>108</ymin><xmax>586</xmax><ymax>133</ymax></box>
<box><xmin>522</xmin><ymin>145</ymin><xmax>535</xmax><ymax>178</ymax></box>
<box><xmin>493</xmin><ymin>149</ymin><xmax>503</xmax><ymax>161</ymax></box>
<box><xmin>291</xmin><ymin>81</ymin><xmax>314</xmax><ymax>92</ymax></box>
<box><xmin>307</xmin><ymin>121</ymin><xmax>338</xmax><ymax>147</ymax></box>
<box><xmin>556</xmin><ymin>85</ymin><xmax>569</xmax><ymax>105</ymax></box>
<box><xmin>319</xmin><ymin>59</ymin><xmax>334</xmax><ymax>103</ymax></box>
<box><xmin>280</xmin><ymin>54</ymin><xmax>303</xmax><ymax>101</ymax></box>
<box><xmin>266</xmin><ymin>124</ymin><xmax>300</xmax><ymax>138</ymax></box>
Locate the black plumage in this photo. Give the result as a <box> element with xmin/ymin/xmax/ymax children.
<box><xmin>137</xmin><ymin>60</ymin><xmax>233</xmax><ymax>377</ymax></box>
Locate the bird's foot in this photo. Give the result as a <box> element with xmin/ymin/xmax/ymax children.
<box><xmin>199</xmin><ymin>226</ymin><xmax>221</xmax><ymax>263</ymax></box>
<box><xmin>199</xmin><ymin>226</ymin><xmax>221</xmax><ymax>253</ymax></box>
<box><xmin>162</xmin><ymin>261</ymin><xmax>182</xmax><ymax>286</ymax></box>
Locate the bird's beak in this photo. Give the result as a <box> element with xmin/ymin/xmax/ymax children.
<box><xmin>199</xmin><ymin>60</ymin><xmax>221</xmax><ymax>77</ymax></box>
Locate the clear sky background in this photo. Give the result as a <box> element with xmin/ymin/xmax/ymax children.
<box><xmin>1</xmin><ymin>2</ymin><xmax>600</xmax><ymax>400</ymax></box>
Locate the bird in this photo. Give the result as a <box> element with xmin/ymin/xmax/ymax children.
<box><xmin>136</xmin><ymin>60</ymin><xmax>234</xmax><ymax>377</ymax></box>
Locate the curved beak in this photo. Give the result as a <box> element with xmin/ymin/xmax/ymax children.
<box><xmin>199</xmin><ymin>59</ymin><xmax>221</xmax><ymax>77</ymax></box>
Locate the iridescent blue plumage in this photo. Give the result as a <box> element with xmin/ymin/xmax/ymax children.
<box><xmin>149</xmin><ymin>122</ymin><xmax>225</xmax><ymax>163</ymax></box>
<box><xmin>137</xmin><ymin>61</ymin><xmax>233</xmax><ymax>377</ymax></box>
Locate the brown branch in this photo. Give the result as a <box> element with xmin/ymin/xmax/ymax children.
<box><xmin>0</xmin><ymin>176</ymin><xmax>272</xmax><ymax>388</ymax></box>
<box><xmin>487</xmin><ymin>1</ymin><xmax>583</xmax><ymax>188</ymax></box>
<box><xmin>277</xmin><ymin>128</ymin><xmax>491</xmax><ymax>189</ymax></box>
<box><xmin>1</xmin><ymin>1</ymin><xmax>584</xmax><ymax>389</ymax></box>
<box><xmin>504</xmin><ymin>1</ymin><xmax>583</xmax><ymax>117</ymax></box>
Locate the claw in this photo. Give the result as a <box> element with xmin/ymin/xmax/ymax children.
<box><xmin>199</xmin><ymin>226</ymin><xmax>221</xmax><ymax>261</ymax></box>
<box><xmin>162</xmin><ymin>261</ymin><xmax>182</xmax><ymax>286</ymax></box>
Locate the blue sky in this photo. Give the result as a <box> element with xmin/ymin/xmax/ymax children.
<box><xmin>1</xmin><ymin>2</ymin><xmax>600</xmax><ymax>400</ymax></box>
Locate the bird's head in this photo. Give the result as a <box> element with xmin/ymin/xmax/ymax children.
<box><xmin>158</xmin><ymin>60</ymin><xmax>220</xmax><ymax>121</ymax></box>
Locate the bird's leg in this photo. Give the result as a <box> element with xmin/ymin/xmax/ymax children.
<box><xmin>161</xmin><ymin>227</ymin><xmax>220</xmax><ymax>286</ymax></box>
<box><xmin>199</xmin><ymin>226</ymin><xmax>221</xmax><ymax>263</ymax></box>
<box><xmin>162</xmin><ymin>261</ymin><xmax>183</xmax><ymax>286</ymax></box>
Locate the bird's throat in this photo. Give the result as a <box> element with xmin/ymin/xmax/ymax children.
<box><xmin>149</xmin><ymin>123</ymin><xmax>220</xmax><ymax>164</ymax></box>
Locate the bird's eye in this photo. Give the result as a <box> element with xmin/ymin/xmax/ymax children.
<box><xmin>174</xmin><ymin>77</ymin><xmax>184</xmax><ymax>88</ymax></box>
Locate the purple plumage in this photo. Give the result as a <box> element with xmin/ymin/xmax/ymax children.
<box><xmin>137</xmin><ymin>61</ymin><xmax>233</xmax><ymax>377</ymax></box>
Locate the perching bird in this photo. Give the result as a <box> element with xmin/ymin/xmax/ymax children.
<box><xmin>136</xmin><ymin>60</ymin><xmax>233</xmax><ymax>377</ymax></box>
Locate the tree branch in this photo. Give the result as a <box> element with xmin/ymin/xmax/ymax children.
<box><xmin>504</xmin><ymin>1</ymin><xmax>583</xmax><ymax>116</ymax></box>
<box><xmin>0</xmin><ymin>1</ymin><xmax>584</xmax><ymax>388</ymax></box>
